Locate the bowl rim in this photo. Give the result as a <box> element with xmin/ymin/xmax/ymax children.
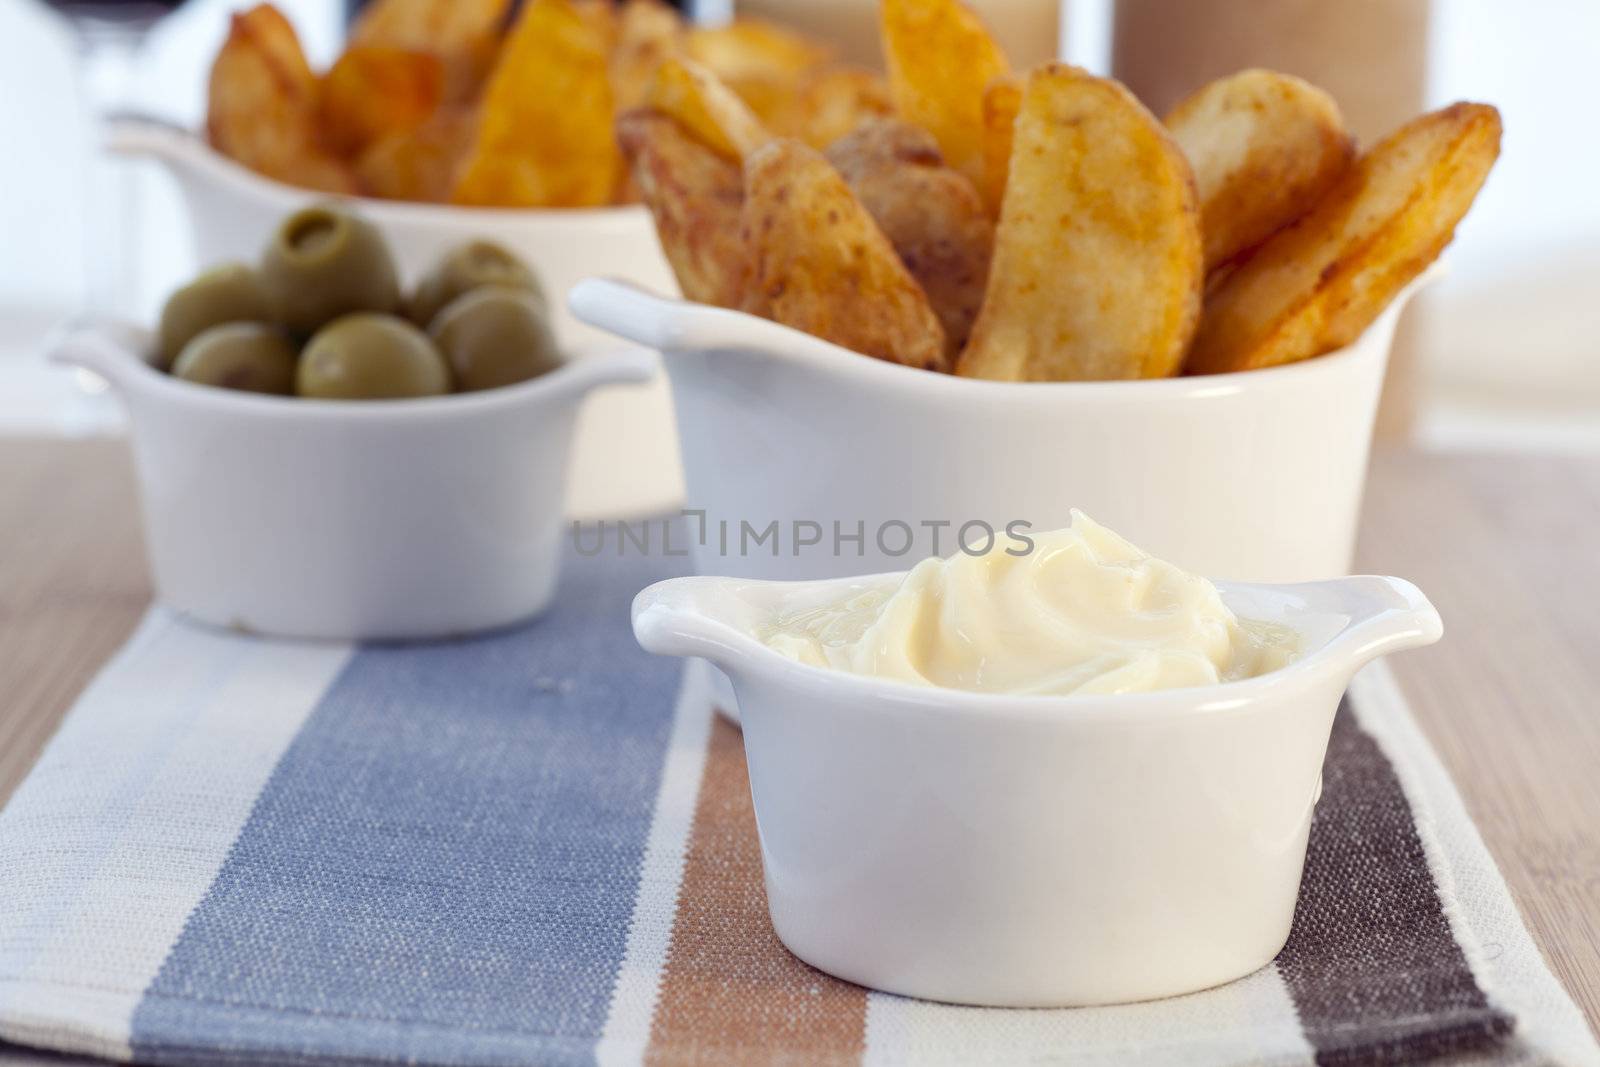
<box><xmin>110</xmin><ymin>113</ymin><xmax>652</xmax><ymax>228</ymax></box>
<box><xmin>632</xmin><ymin>571</ymin><xmax>1437</xmax><ymax>725</ymax></box>
<box><xmin>59</xmin><ymin>321</ymin><xmax>657</xmax><ymax>422</ymax></box>
<box><xmin>570</xmin><ymin>269</ymin><xmax>1434</xmax><ymax>404</ymax></box>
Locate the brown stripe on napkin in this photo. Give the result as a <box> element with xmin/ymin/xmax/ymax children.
<box><xmin>1277</xmin><ymin>701</ymin><xmax>1514</xmax><ymax>1065</ymax></box>
<box><xmin>645</xmin><ymin>715</ymin><xmax>869</xmax><ymax>1066</ymax></box>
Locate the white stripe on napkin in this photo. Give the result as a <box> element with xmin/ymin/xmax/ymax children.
<box><xmin>595</xmin><ymin>662</ymin><xmax>716</xmax><ymax>1067</ymax></box>
<box><xmin>862</xmin><ymin>963</ymin><xmax>1313</xmax><ymax>1066</ymax></box>
<box><xmin>0</xmin><ymin>610</ymin><xmax>350</xmax><ymax>1062</ymax></box>
<box><xmin>1348</xmin><ymin>663</ymin><xmax>1600</xmax><ymax>1067</ymax></box>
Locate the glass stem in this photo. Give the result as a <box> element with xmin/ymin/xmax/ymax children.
<box><xmin>73</xmin><ymin>20</ymin><xmax>147</xmax><ymax>319</ymax></box>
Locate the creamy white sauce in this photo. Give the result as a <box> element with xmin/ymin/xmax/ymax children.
<box><xmin>760</xmin><ymin>511</ymin><xmax>1298</xmax><ymax>696</ymax></box>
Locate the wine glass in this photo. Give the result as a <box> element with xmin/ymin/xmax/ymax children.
<box><xmin>41</xmin><ymin>0</ymin><xmax>189</xmax><ymax>318</ymax></box>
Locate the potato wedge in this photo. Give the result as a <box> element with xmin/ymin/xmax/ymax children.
<box><xmin>319</xmin><ymin>46</ymin><xmax>444</xmax><ymax>156</ymax></box>
<box><xmin>881</xmin><ymin>0</ymin><xmax>1010</xmax><ymax>194</ymax></box>
<box><xmin>207</xmin><ymin>4</ymin><xmax>355</xmax><ymax>193</ymax></box>
<box><xmin>351</xmin><ymin>0</ymin><xmax>506</xmax><ymax>50</ymax></box>
<box><xmin>349</xmin><ymin>0</ymin><xmax>507</xmax><ymax>102</ymax></box>
<box><xmin>743</xmin><ymin>139</ymin><xmax>947</xmax><ymax>371</ymax></box>
<box><xmin>826</xmin><ymin>119</ymin><xmax>993</xmax><ymax>357</ymax></box>
<box><xmin>451</xmin><ymin>0</ymin><xmax>619</xmax><ymax>207</ymax></box>
<box><xmin>785</xmin><ymin>65</ymin><xmax>894</xmax><ymax>147</ymax></box>
<box><xmin>685</xmin><ymin>19</ymin><xmax>831</xmax><ymax>133</ymax></box>
<box><xmin>686</xmin><ymin>18</ymin><xmax>831</xmax><ymax>84</ymax></box>
<box><xmin>618</xmin><ymin>110</ymin><xmax>750</xmax><ymax>309</ymax></box>
<box><xmin>958</xmin><ymin>65</ymin><xmax>1201</xmax><ymax>381</ymax></box>
<box><xmin>1166</xmin><ymin>69</ymin><xmax>1354</xmax><ymax>271</ymax></box>
<box><xmin>643</xmin><ymin>56</ymin><xmax>770</xmax><ymax>160</ymax></box>
<box><xmin>356</xmin><ymin>107</ymin><xmax>475</xmax><ymax>202</ymax></box>
<box><xmin>1187</xmin><ymin>102</ymin><xmax>1502</xmax><ymax>375</ymax></box>
<box><xmin>977</xmin><ymin>74</ymin><xmax>1021</xmax><ymax>216</ymax></box>
<box><xmin>610</xmin><ymin>0</ymin><xmax>684</xmax><ymax>112</ymax></box>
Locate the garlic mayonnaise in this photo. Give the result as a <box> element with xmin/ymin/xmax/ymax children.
<box><xmin>760</xmin><ymin>512</ymin><xmax>1298</xmax><ymax>696</ymax></box>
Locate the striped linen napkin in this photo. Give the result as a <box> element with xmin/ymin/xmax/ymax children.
<box><xmin>0</xmin><ymin>548</ymin><xmax>1595</xmax><ymax>1067</ymax></box>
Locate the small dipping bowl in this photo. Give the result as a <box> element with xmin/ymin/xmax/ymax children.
<box><xmin>632</xmin><ymin>568</ymin><xmax>1442</xmax><ymax>1007</ymax></box>
<box><xmin>53</xmin><ymin>322</ymin><xmax>656</xmax><ymax>640</ymax></box>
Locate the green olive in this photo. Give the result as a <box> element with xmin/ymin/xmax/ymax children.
<box><xmin>171</xmin><ymin>323</ymin><xmax>297</xmax><ymax>395</ymax></box>
<box><xmin>156</xmin><ymin>262</ymin><xmax>270</xmax><ymax>371</ymax></box>
<box><xmin>407</xmin><ymin>240</ymin><xmax>545</xmax><ymax>330</ymax></box>
<box><xmin>260</xmin><ymin>205</ymin><xmax>400</xmax><ymax>335</ymax></box>
<box><xmin>429</xmin><ymin>286</ymin><xmax>563</xmax><ymax>392</ymax></box>
<box><xmin>297</xmin><ymin>313</ymin><xmax>451</xmax><ymax>400</ymax></box>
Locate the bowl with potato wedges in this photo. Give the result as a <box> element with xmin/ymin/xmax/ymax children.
<box><xmin>573</xmin><ymin>0</ymin><xmax>1502</xmax><ymax>584</ymax></box>
<box><xmin>115</xmin><ymin>0</ymin><xmax>894</xmax><ymax>518</ymax></box>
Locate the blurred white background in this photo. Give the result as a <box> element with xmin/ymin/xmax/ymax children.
<box><xmin>0</xmin><ymin>0</ymin><xmax>1596</xmax><ymax>444</ymax></box>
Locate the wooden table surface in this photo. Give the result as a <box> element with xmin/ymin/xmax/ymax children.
<box><xmin>1</xmin><ymin>437</ymin><xmax>1598</xmax><ymax>1063</ymax></box>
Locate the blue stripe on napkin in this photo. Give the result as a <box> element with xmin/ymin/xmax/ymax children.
<box><xmin>130</xmin><ymin>548</ymin><xmax>686</xmax><ymax>1066</ymax></box>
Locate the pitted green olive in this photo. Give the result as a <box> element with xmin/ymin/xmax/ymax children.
<box><xmin>260</xmin><ymin>205</ymin><xmax>400</xmax><ymax>335</ymax></box>
<box><xmin>297</xmin><ymin>312</ymin><xmax>451</xmax><ymax>399</ymax></box>
<box><xmin>171</xmin><ymin>323</ymin><xmax>297</xmax><ymax>395</ymax></box>
<box><xmin>407</xmin><ymin>240</ymin><xmax>544</xmax><ymax>329</ymax></box>
<box><xmin>156</xmin><ymin>263</ymin><xmax>270</xmax><ymax>371</ymax></box>
<box><xmin>429</xmin><ymin>285</ymin><xmax>563</xmax><ymax>392</ymax></box>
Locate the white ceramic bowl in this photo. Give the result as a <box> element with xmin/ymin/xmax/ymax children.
<box><xmin>572</xmin><ymin>273</ymin><xmax>1433</xmax><ymax>582</ymax></box>
<box><xmin>110</xmin><ymin>114</ymin><xmax>684</xmax><ymax>519</ymax></box>
<box><xmin>633</xmin><ymin>568</ymin><xmax>1443</xmax><ymax>1006</ymax></box>
<box><xmin>52</xmin><ymin>322</ymin><xmax>656</xmax><ymax>641</ymax></box>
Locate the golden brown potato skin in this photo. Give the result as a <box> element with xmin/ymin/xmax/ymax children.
<box><xmin>826</xmin><ymin>119</ymin><xmax>994</xmax><ymax>359</ymax></box>
<box><xmin>318</xmin><ymin>46</ymin><xmax>444</xmax><ymax>157</ymax></box>
<box><xmin>977</xmin><ymin>74</ymin><xmax>1021</xmax><ymax>217</ymax></box>
<box><xmin>743</xmin><ymin>139</ymin><xmax>948</xmax><ymax>371</ymax></box>
<box><xmin>642</xmin><ymin>56</ymin><xmax>770</xmax><ymax>160</ymax></box>
<box><xmin>451</xmin><ymin>0</ymin><xmax>620</xmax><ymax>207</ymax></box>
<box><xmin>958</xmin><ymin>64</ymin><xmax>1202</xmax><ymax>381</ymax></box>
<box><xmin>1166</xmin><ymin>69</ymin><xmax>1354</xmax><ymax>272</ymax></box>
<box><xmin>355</xmin><ymin>107</ymin><xmax>475</xmax><ymax>203</ymax></box>
<box><xmin>1186</xmin><ymin>102</ymin><xmax>1502</xmax><ymax>375</ymax></box>
<box><xmin>348</xmin><ymin>0</ymin><xmax>506</xmax><ymax>102</ymax></box>
<box><xmin>783</xmin><ymin>66</ymin><xmax>895</xmax><ymax>148</ymax></box>
<box><xmin>608</xmin><ymin>0</ymin><xmax>684</xmax><ymax>113</ymax></box>
<box><xmin>207</xmin><ymin>5</ymin><xmax>356</xmax><ymax>194</ymax></box>
<box><xmin>617</xmin><ymin>110</ymin><xmax>751</xmax><ymax>310</ymax></box>
<box><xmin>880</xmin><ymin>0</ymin><xmax>1010</xmax><ymax>196</ymax></box>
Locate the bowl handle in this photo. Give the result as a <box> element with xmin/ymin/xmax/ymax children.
<box><xmin>631</xmin><ymin>576</ymin><xmax>757</xmax><ymax>669</ymax></box>
<box><xmin>103</xmin><ymin>111</ymin><xmax>196</xmax><ymax>164</ymax></box>
<box><xmin>48</xmin><ymin>321</ymin><xmax>159</xmax><ymax>394</ymax></box>
<box><xmin>1312</xmin><ymin>574</ymin><xmax>1444</xmax><ymax>667</ymax></box>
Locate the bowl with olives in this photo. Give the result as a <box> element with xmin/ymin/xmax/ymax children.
<box><xmin>110</xmin><ymin>114</ymin><xmax>684</xmax><ymax>520</ymax></box>
<box><xmin>52</xmin><ymin>205</ymin><xmax>657</xmax><ymax>641</ymax></box>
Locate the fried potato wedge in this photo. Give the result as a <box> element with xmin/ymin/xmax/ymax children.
<box><xmin>207</xmin><ymin>4</ymin><xmax>355</xmax><ymax>193</ymax></box>
<box><xmin>685</xmin><ymin>19</ymin><xmax>832</xmax><ymax>134</ymax></box>
<box><xmin>618</xmin><ymin>110</ymin><xmax>750</xmax><ymax>308</ymax></box>
<box><xmin>743</xmin><ymin>139</ymin><xmax>947</xmax><ymax>371</ymax></box>
<box><xmin>785</xmin><ymin>65</ymin><xmax>894</xmax><ymax>147</ymax></box>
<box><xmin>610</xmin><ymin>0</ymin><xmax>684</xmax><ymax>112</ymax></box>
<box><xmin>643</xmin><ymin>56</ymin><xmax>770</xmax><ymax>160</ymax></box>
<box><xmin>349</xmin><ymin>0</ymin><xmax>506</xmax><ymax>102</ymax></box>
<box><xmin>685</xmin><ymin>18</ymin><xmax>831</xmax><ymax>83</ymax></box>
<box><xmin>826</xmin><ymin>119</ymin><xmax>993</xmax><ymax>357</ymax></box>
<box><xmin>319</xmin><ymin>45</ymin><xmax>444</xmax><ymax>156</ymax></box>
<box><xmin>1187</xmin><ymin>102</ymin><xmax>1502</xmax><ymax>374</ymax></box>
<box><xmin>881</xmin><ymin>0</ymin><xmax>1010</xmax><ymax>194</ymax></box>
<box><xmin>451</xmin><ymin>0</ymin><xmax>619</xmax><ymax>207</ymax></box>
<box><xmin>1166</xmin><ymin>69</ymin><xmax>1354</xmax><ymax>271</ymax></box>
<box><xmin>958</xmin><ymin>65</ymin><xmax>1201</xmax><ymax>381</ymax></box>
<box><xmin>977</xmin><ymin>74</ymin><xmax>1021</xmax><ymax>216</ymax></box>
<box><xmin>351</xmin><ymin>0</ymin><xmax>506</xmax><ymax>50</ymax></box>
<box><xmin>356</xmin><ymin>107</ymin><xmax>474</xmax><ymax>202</ymax></box>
